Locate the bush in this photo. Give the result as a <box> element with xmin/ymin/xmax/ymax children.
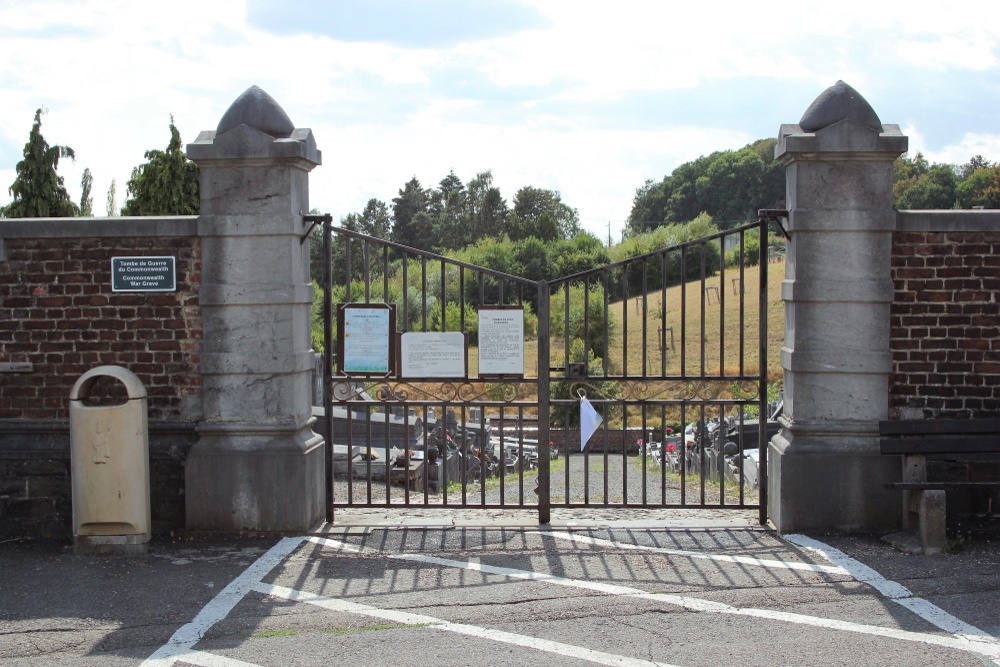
<box><xmin>550</xmin><ymin>282</ymin><xmax>618</xmax><ymax>361</ymax></box>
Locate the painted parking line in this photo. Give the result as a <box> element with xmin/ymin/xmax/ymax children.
<box><xmin>548</xmin><ymin>530</ymin><xmax>1000</xmax><ymax>651</ymax></box>
<box><xmin>142</xmin><ymin>531</ymin><xmax>1000</xmax><ymax>667</ymax></box>
<box><xmin>542</xmin><ymin>530</ymin><xmax>850</xmax><ymax>575</ymax></box>
<box><xmin>786</xmin><ymin>534</ymin><xmax>1000</xmax><ymax>650</ymax></box>
<box><xmin>312</xmin><ymin>535</ymin><xmax>1000</xmax><ymax>664</ymax></box>
<box><xmin>141</xmin><ymin>537</ymin><xmax>304</xmax><ymax>667</ymax></box>
<box><xmin>257</xmin><ymin>582</ymin><xmax>679</xmax><ymax>667</ymax></box>
<box><xmin>548</xmin><ymin>531</ymin><xmax>1000</xmax><ymax>664</ymax></box>
<box><xmin>142</xmin><ymin>534</ymin><xmax>670</xmax><ymax>667</ymax></box>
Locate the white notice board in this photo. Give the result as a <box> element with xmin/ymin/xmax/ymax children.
<box><xmin>478</xmin><ymin>308</ymin><xmax>524</xmax><ymax>377</ymax></box>
<box><xmin>400</xmin><ymin>331</ymin><xmax>467</xmax><ymax>378</ymax></box>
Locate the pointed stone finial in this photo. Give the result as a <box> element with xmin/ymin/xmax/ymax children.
<box><xmin>799</xmin><ymin>80</ymin><xmax>882</xmax><ymax>133</ymax></box>
<box><xmin>216</xmin><ymin>85</ymin><xmax>295</xmax><ymax>138</ymax></box>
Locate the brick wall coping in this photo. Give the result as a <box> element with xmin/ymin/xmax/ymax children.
<box><xmin>896</xmin><ymin>210</ymin><xmax>1000</xmax><ymax>233</ymax></box>
<box><xmin>0</xmin><ymin>216</ymin><xmax>197</xmax><ymax>241</ymax></box>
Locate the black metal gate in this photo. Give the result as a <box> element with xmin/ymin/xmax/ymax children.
<box><xmin>316</xmin><ymin>216</ymin><xmax>774</xmax><ymax>525</ymax></box>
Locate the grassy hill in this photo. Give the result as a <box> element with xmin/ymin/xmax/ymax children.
<box><xmin>470</xmin><ymin>258</ymin><xmax>784</xmax><ymax>385</ymax></box>
<box><xmin>608</xmin><ymin>258</ymin><xmax>784</xmax><ymax>382</ymax></box>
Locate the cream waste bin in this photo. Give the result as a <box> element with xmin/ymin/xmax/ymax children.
<box><xmin>70</xmin><ymin>365</ymin><xmax>151</xmax><ymax>554</ymax></box>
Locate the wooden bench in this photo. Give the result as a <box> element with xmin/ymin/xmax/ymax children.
<box><xmin>879</xmin><ymin>419</ymin><xmax>1000</xmax><ymax>554</ymax></box>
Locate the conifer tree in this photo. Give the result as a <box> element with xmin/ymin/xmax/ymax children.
<box><xmin>79</xmin><ymin>168</ymin><xmax>93</xmax><ymax>216</ymax></box>
<box><xmin>121</xmin><ymin>117</ymin><xmax>199</xmax><ymax>215</ymax></box>
<box><xmin>106</xmin><ymin>179</ymin><xmax>118</xmax><ymax>217</ymax></box>
<box><xmin>2</xmin><ymin>108</ymin><xmax>79</xmax><ymax>218</ymax></box>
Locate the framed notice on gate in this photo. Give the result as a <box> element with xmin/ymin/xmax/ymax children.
<box><xmin>400</xmin><ymin>331</ymin><xmax>468</xmax><ymax>378</ymax></box>
<box><xmin>478</xmin><ymin>307</ymin><xmax>524</xmax><ymax>378</ymax></box>
<box><xmin>337</xmin><ymin>303</ymin><xmax>396</xmax><ymax>376</ymax></box>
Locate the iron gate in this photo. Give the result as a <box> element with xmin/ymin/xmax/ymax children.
<box><xmin>317</xmin><ymin>216</ymin><xmax>774</xmax><ymax>525</ymax></box>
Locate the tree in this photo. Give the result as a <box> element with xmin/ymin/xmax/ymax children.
<box><xmin>626</xmin><ymin>179</ymin><xmax>670</xmax><ymax>235</ymax></box>
<box><xmin>354</xmin><ymin>198</ymin><xmax>391</xmax><ymax>239</ymax></box>
<box><xmin>548</xmin><ymin>232</ymin><xmax>611</xmax><ymax>278</ymax></box>
<box><xmin>121</xmin><ymin>117</ymin><xmax>199</xmax><ymax>215</ymax></box>
<box><xmin>510</xmin><ymin>186</ymin><xmax>580</xmax><ymax>241</ymax></box>
<box><xmin>429</xmin><ymin>170</ymin><xmax>465</xmax><ymax>216</ymax></box>
<box><xmin>428</xmin><ymin>171</ymin><xmax>467</xmax><ymax>249</ymax></box>
<box><xmin>626</xmin><ymin>140</ymin><xmax>783</xmax><ymax>235</ymax></box>
<box><xmin>695</xmin><ymin>148</ymin><xmax>767</xmax><ymax>228</ymax></box>
<box><xmin>895</xmin><ymin>163</ymin><xmax>957</xmax><ymax>209</ymax></box>
<box><xmin>956</xmin><ymin>166</ymin><xmax>1000</xmax><ymax>209</ymax></box>
<box><xmin>960</xmin><ymin>155</ymin><xmax>994</xmax><ymax>180</ymax></box>
<box><xmin>106</xmin><ymin>179</ymin><xmax>118</xmax><ymax>217</ymax></box>
<box><xmin>79</xmin><ymin>168</ymin><xmax>93</xmax><ymax>216</ymax></box>
<box><xmin>465</xmin><ymin>170</ymin><xmax>508</xmax><ymax>243</ymax></box>
<box><xmin>2</xmin><ymin>108</ymin><xmax>78</xmax><ymax>218</ymax></box>
<box><xmin>391</xmin><ymin>177</ymin><xmax>430</xmax><ymax>249</ymax></box>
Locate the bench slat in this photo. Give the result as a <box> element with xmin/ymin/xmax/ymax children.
<box><xmin>879</xmin><ymin>419</ymin><xmax>1000</xmax><ymax>436</ymax></box>
<box><xmin>880</xmin><ymin>436</ymin><xmax>1000</xmax><ymax>455</ymax></box>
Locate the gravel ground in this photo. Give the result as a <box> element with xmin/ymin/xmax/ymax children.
<box><xmin>333</xmin><ymin>451</ymin><xmax>759</xmax><ymax>510</ymax></box>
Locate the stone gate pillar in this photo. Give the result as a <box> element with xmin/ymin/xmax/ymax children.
<box><xmin>769</xmin><ymin>81</ymin><xmax>907</xmax><ymax>532</ymax></box>
<box><xmin>185</xmin><ymin>86</ymin><xmax>324</xmax><ymax>533</ymax></box>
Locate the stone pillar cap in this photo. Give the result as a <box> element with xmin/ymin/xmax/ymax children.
<box><xmin>800</xmin><ymin>80</ymin><xmax>882</xmax><ymax>133</ymax></box>
<box><xmin>217</xmin><ymin>85</ymin><xmax>296</xmax><ymax>138</ymax></box>
<box><xmin>776</xmin><ymin>81</ymin><xmax>907</xmax><ymax>160</ymax></box>
<box><xmin>187</xmin><ymin>85</ymin><xmax>321</xmax><ymax>165</ymax></box>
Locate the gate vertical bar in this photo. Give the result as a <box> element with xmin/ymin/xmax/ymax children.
<box><xmin>537</xmin><ymin>280</ymin><xmax>551</xmax><ymax>524</ymax></box>
<box><xmin>323</xmin><ymin>216</ymin><xmax>334</xmax><ymax>523</ymax></box>
<box><xmin>758</xmin><ymin>215</ymin><xmax>768</xmax><ymax>526</ymax></box>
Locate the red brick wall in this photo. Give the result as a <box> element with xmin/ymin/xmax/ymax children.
<box><xmin>0</xmin><ymin>236</ymin><xmax>202</xmax><ymax>422</ymax></box>
<box><xmin>889</xmin><ymin>231</ymin><xmax>1000</xmax><ymax>419</ymax></box>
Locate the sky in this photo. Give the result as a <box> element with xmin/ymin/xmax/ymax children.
<box><xmin>2</xmin><ymin>0</ymin><xmax>1000</xmax><ymax>242</ymax></box>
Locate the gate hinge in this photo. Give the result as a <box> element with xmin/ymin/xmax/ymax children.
<box><xmin>300</xmin><ymin>212</ymin><xmax>333</xmax><ymax>244</ymax></box>
<box><xmin>758</xmin><ymin>209</ymin><xmax>790</xmax><ymax>240</ymax></box>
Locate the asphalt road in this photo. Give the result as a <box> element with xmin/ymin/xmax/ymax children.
<box><xmin>2</xmin><ymin>523</ymin><xmax>999</xmax><ymax>666</ymax></box>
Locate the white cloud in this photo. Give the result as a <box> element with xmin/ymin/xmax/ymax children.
<box><xmin>314</xmin><ymin>111</ymin><xmax>751</xmax><ymax>240</ymax></box>
<box><xmin>895</xmin><ymin>33</ymin><xmax>998</xmax><ymax>71</ymax></box>
<box><xmin>909</xmin><ymin>128</ymin><xmax>1000</xmax><ymax>167</ymax></box>
<box><xmin>1</xmin><ymin>0</ymin><xmax>999</xmax><ymax>241</ymax></box>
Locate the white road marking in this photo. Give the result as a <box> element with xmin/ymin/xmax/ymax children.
<box><xmin>256</xmin><ymin>582</ymin><xmax>679</xmax><ymax>667</ymax></box>
<box><xmin>308</xmin><ymin>536</ymin><xmax>1000</xmax><ymax>663</ymax></box>
<box><xmin>173</xmin><ymin>651</ymin><xmax>261</xmax><ymax>667</ymax></box>
<box><xmin>785</xmin><ymin>533</ymin><xmax>1000</xmax><ymax>659</ymax></box>
<box><xmin>141</xmin><ymin>537</ymin><xmax>305</xmax><ymax>667</ymax></box>
<box><xmin>543</xmin><ymin>530</ymin><xmax>850</xmax><ymax>574</ymax></box>
<box><xmin>140</xmin><ymin>531</ymin><xmax>1000</xmax><ymax>667</ymax></box>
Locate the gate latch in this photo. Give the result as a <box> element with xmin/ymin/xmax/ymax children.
<box><xmin>300</xmin><ymin>212</ymin><xmax>333</xmax><ymax>244</ymax></box>
<box><xmin>758</xmin><ymin>209</ymin><xmax>790</xmax><ymax>240</ymax></box>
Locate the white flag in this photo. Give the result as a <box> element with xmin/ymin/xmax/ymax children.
<box><xmin>580</xmin><ymin>395</ymin><xmax>603</xmax><ymax>451</ymax></box>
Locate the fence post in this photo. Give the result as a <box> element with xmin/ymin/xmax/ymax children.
<box><xmin>769</xmin><ymin>81</ymin><xmax>906</xmax><ymax>532</ymax></box>
<box><xmin>537</xmin><ymin>280</ymin><xmax>551</xmax><ymax>524</ymax></box>
<box><xmin>185</xmin><ymin>86</ymin><xmax>324</xmax><ymax>533</ymax></box>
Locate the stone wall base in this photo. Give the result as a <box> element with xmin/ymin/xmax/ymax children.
<box><xmin>185</xmin><ymin>425</ymin><xmax>324</xmax><ymax>534</ymax></box>
<box><xmin>767</xmin><ymin>427</ymin><xmax>901</xmax><ymax>533</ymax></box>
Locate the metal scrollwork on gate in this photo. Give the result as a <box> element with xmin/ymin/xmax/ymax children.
<box><xmin>331</xmin><ymin>380</ymin><xmax>368</xmax><ymax>402</ymax></box>
<box><xmin>567</xmin><ymin>381</ymin><xmax>617</xmax><ymax>401</ymax></box>
<box><xmin>568</xmin><ymin>378</ymin><xmax>763</xmax><ymax>403</ymax></box>
<box><xmin>331</xmin><ymin>379</ymin><xmax>532</xmax><ymax>404</ymax></box>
